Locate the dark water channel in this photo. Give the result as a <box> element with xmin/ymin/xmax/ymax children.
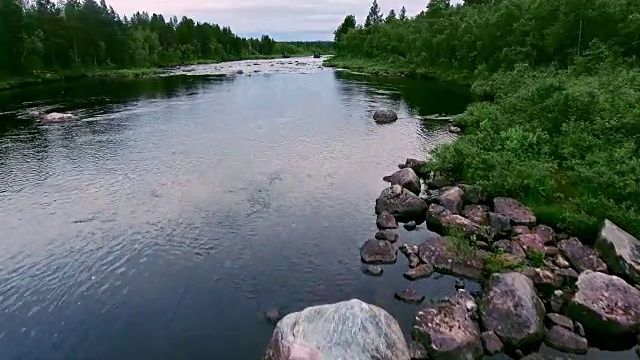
<box><xmin>0</xmin><ymin>58</ymin><xmax>631</xmax><ymax>359</ymax></box>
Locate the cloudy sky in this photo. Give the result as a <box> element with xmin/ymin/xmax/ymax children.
<box><xmin>106</xmin><ymin>0</ymin><xmax>442</xmax><ymax>41</ymax></box>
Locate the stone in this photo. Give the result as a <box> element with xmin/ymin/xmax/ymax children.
<box><xmin>493</xmin><ymin>197</ymin><xmax>537</xmax><ymax>226</ymax></box>
<box><xmin>455</xmin><ymin>279</ymin><xmax>465</xmax><ymax>290</ymax></box>
<box><xmin>418</xmin><ymin>234</ymin><xmax>485</xmax><ymax>279</ymax></box>
<box><xmin>427</xmin><ymin>204</ymin><xmax>485</xmax><ymax>239</ymax></box>
<box><xmin>566</xmin><ymin>271</ymin><xmax>640</xmax><ymax>337</ymax></box>
<box><xmin>549</xmin><ymin>290</ymin><xmax>566</xmax><ymax>313</ymax></box>
<box><xmin>383</xmin><ymin>168</ymin><xmax>422</xmax><ymax>195</ymax></box>
<box><xmin>494</xmin><ymin>240</ymin><xmax>527</xmax><ymax>260</ymax></box>
<box><xmin>554</xmin><ymin>255</ymin><xmax>571</xmax><ymax>269</ymax></box>
<box><xmin>434</xmin><ymin>186</ymin><xmax>465</xmax><ymax>214</ymax></box>
<box><xmin>545</xmin><ymin>313</ymin><xmax>574</xmax><ymax>330</ymax></box>
<box><xmin>377</xmin><ymin>211</ymin><xmax>398</xmax><ymax>230</ymax></box>
<box><xmin>574</xmin><ymin>322</ymin><xmax>585</xmax><ymax>337</ymax></box>
<box><xmin>515</xmin><ymin>233</ymin><xmax>546</xmax><ymax>253</ymax></box>
<box><xmin>481</xmin><ymin>331</ymin><xmax>504</xmax><ymax>355</ymax></box>
<box><xmin>399</xmin><ymin>243</ymin><xmax>419</xmax><ymax>257</ymax></box>
<box><xmin>408</xmin><ymin>341</ymin><xmax>429</xmax><ymax>360</ymax></box>
<box><xmin>404</xmin><ymin>264</ymin><xmax>434</xmax><ymax>280</ymax></box>
<box><xmin>364</xmin><ymin>265</ymin><xmax>384</xmax><ymax>277</ymax></box>
<box><xmin>595</xmin><ymin>219</ymin><xmax>640</xmax><ymax>284</ymax></box>
<box><xmin>534</xmin><ymin>225</ymin><xmax>556</xmax><ymax>245</ymax></box>
<box><xmin>449</xmin><ymin>126</ymin><xmax>462</xmax><ymax>134</ymax></box>
<box><xmin>373</xmin><ymin>108</ymin><xmax>398</xmax><ymax>124</ymax></box>
<box><xmin>544</xmin><ymin>325</ymin><xmax>588</xmax><ymax>354</ymax></box>
<box><xmin>480</xmin><ymin>272</ymin><xmax>545</xmax><ymax>351</ymax></box>
<box><xmin>523</xmin><ymin>267</ymin><xmax>563</xmax><ymax>297</ymax></box>
<box><xmin>408</xmin><ymin>254</ymin><xmax>420</xmax><ymax>268</ymax></box>
<box><xmin>426</xmin><ymin>173</ymin><xmax>453</xmax><ymax>189</ymax></box>
<box><xmin>464</xmin><ymin>204</ymin><xmax>490</xmax><ymax>226</ymax></box>
<box><xmin>376</xmin><ymin>185</ymin><xmax>428</xmax><ymax>222</ymax></box>
<box><xmin>545</xmin><ymin>246</ymin><xmax>559</xmax><ymax>257</ymax></box>
<box><xmin>555</xmin><ymin>268</ymin><xmax>579</xmax><ymax>286</ymax></box>
<box><xmin>413</xmin><ymin>291</ymin><xmax>483</xmax><ymax>360</ymax></box>
<box><xmin>395</xmin><ymin>287</ymin><xmax>425</xmax><ymax>304</ymax></box>
<box><xmin>42</xmin><ymin>112</ymin><xmax>77</xmax><ymax>122</ymax></box>
<box><xmin>402</xmin><ymin>158</ymin><xmax>428</xmax><ymax>171</ymax></box>
<box><xmin>263</xmin><ymin>299</ymin><xmax>411</xmax><ymax>360</ymax></box>
<box><xmin>558</xmin><ymin>237</ymin><xmax>607</xmax><ymax>273</ymax></box>
<box><xmin>513</xmin><ymin>226</ymin><xmax>532</xmax><ymax>236</ymax></box>
<box><xmin>404</xmin><ymin>221</ymin><xmax>417</xmax><ymax>231</ymax></box>
<box><xmin>375</xmin><ymin>230</ymin><xmax>399</xmax><ymax>243</ymax></box>
<box><xmin>488</xmin><ymin>212</ymin><xmax>512</xmax><ymax>238</ymax></box>
<box><xmin>265</xmin><ymin>308</ymin><xmax>284</xmax><ymax>325</ymax></box>
<box><xmin>361</xmin><ymin>239</ymin><xmax>397</xmax><ymax>264</ymax></box>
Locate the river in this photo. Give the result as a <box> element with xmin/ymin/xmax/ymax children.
<box><xmin>0</xmin><ymin>57</ymin><xmax>630</xmax><ymax>360</ymax></box>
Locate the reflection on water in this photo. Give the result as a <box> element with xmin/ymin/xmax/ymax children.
<box><xmin>0</xmin><ymin>58</ymin><xmax>629</xmax><ymax>360</ymax></box>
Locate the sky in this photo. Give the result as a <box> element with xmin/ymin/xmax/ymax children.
<box><xmin>106</xmin><ymin>0</ymin><xmax>447</xmax><ymax>41</ymax></box>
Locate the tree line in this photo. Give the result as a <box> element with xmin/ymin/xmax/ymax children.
<box><xmin>331</xmin><ymin>0</ymin><xmax>640</xmax><ymax>238</ymax></box>
<box><xmin>0</xmin><ymin>0</ymin><xmax>332</xmax><ymax>78</ymax></box>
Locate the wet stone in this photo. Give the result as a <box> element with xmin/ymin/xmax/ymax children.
<box><xmin>395</xmin><ymin>287</ymin><xmax>425</xmax><ymax>304</ymax></box>
<box><xmin>404</xmin><ymin>264</ymin><xmax>434</xmax><ymax>280</ymax></box>
<box><xmin>404</xmin><ymin>221</ymin><xmax>417</xmax><ymax>231</ymax></box>
<box><xmin>375</xmin><ymin>229</ymin><xmax>399</xmax><ymax>243</ymax></box>
<box><xmin>364</xmin><ymin>265</ymin><xmax>384</xmax><ymax>277</ymax></box>
<box><xmin>361</xmin><ymin>239</ymin><xmax>397</xmax><ymax>264</ymax></box>
<box><xmin>546</xmin><ymin>313</ymin><xmax>574</xmax><ymax>330</ymax></box>
<box><xmin>377</xmin><ymin>211</ymin><xmax>398</xmax><ymax>230</ymax></box>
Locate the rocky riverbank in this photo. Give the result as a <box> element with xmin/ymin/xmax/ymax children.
<box><xmin>262</xmin><ymin>124</ymin><xmax>640</xmax><ymax>360</ymax></box>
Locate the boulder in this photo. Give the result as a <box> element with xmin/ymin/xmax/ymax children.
<box><xmin>42</xmin><ymin>112</ymin><xmax>77</xmax><ymax>122</ymax></box>
<box><xmin>373</xmin><ymin>108</ymin><xmax>398</xmax><ymax>124</ymax></box>
<box><xmin>361</xmin><ymin>239</ymin><xmax>397</xmax><ymax>264</ymax></box>
<box><xmin>395</xmin><ymin>287</ymin><xmax>425</xmax><ymax>304</ymax></box>
<box><xmin>236</xmin><ymin>69</ymin><xmax>244</xmax><ymax>74</ymax></box>
<box><xmin>404</xmin><ymin>264</ymin><xmax>434</xmax><ymax>281</ymax></box>
<box><xmin>566</xmin><ymin>271</ymin><xmax>640</xmax><ymax>337</ymax></box>
<box><xmin>545</xmin><ymin>313</ymin><xmax>574</xmax><ymax>330</ymax></box>
<box><xmin>480</xmin><ymin>272</ymin><xmax>546</xmax><ymax>351</ymax></box>
<box><xmin>434</xmin><ymin>186</ymin><xmax>465</xmax><ymax>214</ymax></box>
<box><xmin>402</xmin><ymin>158</ymin><xmax>428</xmax><ymax>170</ymax></box>
<box><xmin>426</xmin><ymin>173</ymin><xmax>453</xmax><ymax>190</ymax></box>
<box><xmin>464</xmin><ymin>205</ymin><xmax>490</xmax><ymax>226</ymax></box>
<box><xmin>377</xmin><ymin>211</ymin><xmax>398</xmax><ymax>230</ymax></box>
<box><xmin>522</xmin><ymin>267</ymin><xmax>563</xmax><ymax>297</ymax></box>
<box><xmin>544</xmin><ymin>326</ymin><xmax>588</xmax><ymax>354</ymax></box>
<box><xmin>554</xmin><ymin>255</ymin><xmax>570</xmax><ymax>268</ymax></box>
<box><xmin>493</xmin><ymin>197</ymin><xmax>537</xmax><ymax>226</ymax></box>
<box><xmin>512</xmin><ymin>225</ymin><xmax>531</xmax><ymax>236</ymax></box>
<box><xmin>418</xmin><ymin>234</ymin><xmax>485</xmax><ymax>279</ymax></box>
<box><xmin>376</xmin><ymin>185</ymin><xmax>428</xmax><ymax>222</ymax></box>
<box><xmin>595</xmin><ymin>219</ymin><xmax>640</xmax><ymax>284</ymax></box>
<box><xmin>557</xmin><ymin>238</ymin><xmax>607</xmax><ymax>273</ymax></box>
<box><xmin>413</xmin><ymin>291</ymin><xmax>483</xmax><ymax>360</ymax></box>
<box><xmin>383</xmin><ymin>168</ymin><xmax>421</xmax><ymax>195</ymax></box>
<box><xmin>515</xmin><ymin>234</ymin><xmax>545</xmax><ymax>253</ymax></box>
<box><xmin>488</xmin><ymin>212</ymin><xmax>512</xmax><ymax>239</ymax></box>
<box><xmin>481</xmin><ymin>331</ymin><xmax>504</xmax><ymax>355</ymax></box>
<box><xmin>534</xmin><ymin>225</ymin><xmax>555</xmax><ymax>245</ymax></box>
<box><xmin>448</xmin><ymin>126</ymin><xmax>462</xmax><ymax>134</ymax></box>
<box><xmin>427</xmin><ymin>204</ymin><xmax>485</xmax><ymax>239</ymax></box>
<box><xmin>404</xmin><ymin>221</ymin><xmax>417</xmax><ymax>231</ymax></box>
<box><xmin>494</xmin><ymin>240</ymin><xmax>526</xmax><ymax>260</ymax></box>
<box><xmin>263</xmin><ymin>299</ymin><xmax>411</xmax><ymax>360</ymax></box>
<box><xmin>363</xmin><ymin>265</ymin><xmax>384</xmax><ymax>277</ymax></box>
<box><xmin>555</xmin><ymin>268</ymin><xmax>579</xmax><ymax>286</ymax></box>
<box><xmin>375</xmin><ymin>230</ymin><xmax>399</xmax><ymax>243</ymax></box>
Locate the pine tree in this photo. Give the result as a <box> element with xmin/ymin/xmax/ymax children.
<box><xmin>364</xmin><ymin>0</ymin><xmax>383</xmax><ymax>28</ymax></box>
<box><xmin>334</xmin><ymin>15</ymin><xmax>357</xmax><ymax>42</ymax></box>
<box><xmin>399</xmin><ymin>6</ymin><xmax>407</xmax><ymax>20</ymax></box>
<box><xmin>386</xmin><ymin>9</ymin><xmax>397</xmax><ymax>23</ymax></box>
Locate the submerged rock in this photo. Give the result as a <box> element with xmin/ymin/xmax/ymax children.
<box><xmin>383</xmin><ymin>168</ymin><xmax>421</xmax><ymax>195</ymax></box>
<box><xmin>544</xmin><ymin>325</ymin><xmax>588</xmax><ymax>354</ymax></box>
<box><xmin>264</xmin><ymin>308</ymin><xmax>285</xmax><ymax>325</ymax></box>
<box><xmin>376</xmin><ymin>185</ymin><xmax>428</xmax><ymax>222</ymax></box>
<box><xmin>595</xmin><ymin>219</ymin><xmax>640</xmax><ymax>284</ymax></box>
<box><xmin>373</xmin><ymin>108</ymin><xmax>398</xmax><ymax>124</ymax></box>
<box><xmin>480</xmin><ymin>272</ymin><xmax>545</xmax><ymax>352</ymax></box>
<box><xmin>403</xmin><ymin>264</ymin><xmax>434</xmax><ymax>280</ymax></box>
<box><xmin>377</xmin><ymin>211</ymin><xmax>398</xmax><ymax>230</ymax></box>
<box><xmin>42</xmin><ymin>112</ymin><xmax>77</xmax><ymax>122</ymax></box>
<box><xmin>493</xmin><ymin>197</ymin><xmax>537</xmax><ymax>226</ymax></box>
<box><xmin>263</xmin><ymin>299</ymin><xmax>411</xmax><ymax>360</ymax></box>
<box><xmin>566</xmin><ymin>270</ymin><xmax>640</xmax><ymax>338</ymax></box>
<box><xmin>558</xmin><ymin>237</ymin><xmax>607</xmax><ymax>273</ymax></box>
<box><xmin>413</xmin><ymin>291</ymin><xmax>483</xmax><ymax>360</ymax></box>
<box><xmin>395</xmin><ymin>287</ymin><xmax>425</xmax><ymax>304</ymax></box>
<box><xmin>361</xmin><ymin>239</ymin><xmax>397</xmax><ymax>264</ymax></box>
<box><xmin>363</xmin><ymin>265</ymin><xmax>384</xmax><ymax>277</ymax></box>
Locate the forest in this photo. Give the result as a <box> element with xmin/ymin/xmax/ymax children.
<box><xmin>0</xmin><ymin>0</ymin><xmax>333</xmax><ymax>84</ymax></box>
<box><xmin>330</xmin><ymin>0</ymin><xmax>640</xmax><ymax>239</ymax></box>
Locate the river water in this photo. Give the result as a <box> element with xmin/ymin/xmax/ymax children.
<box><xmin>0</xmin><ymin>57</ymin><xmax>631</xmax><ymax>360</ymax></box>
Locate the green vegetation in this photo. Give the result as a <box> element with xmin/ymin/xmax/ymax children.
<box><xmin>526</xmin><ymin>250</ymin><xmax>546</xmax><ymax>268</ymax></box>
<box><xmin>483</xmin><ymin>252</ymin><xmax>524</xmax><ymax>276</ymax></box>
<box><xmin>445</xmin><ymin>228</ymin><xmax>477</xmax><ymax>260</ymax></box>
<box><xmin>0</xmin><ymin>0</ymin><xmax>333</xmax><ymax>90</ymax></box>
<box><xmin>331</xmin><ymin>0</ymin><xmax>640</xmax><ymax>240</ymax></box>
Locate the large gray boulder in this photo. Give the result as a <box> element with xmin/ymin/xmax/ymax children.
<box><xmin>595</xmin><ymin>219</ymin><xmax>640</xmax><ymax>284</ymax></box>
<box><xmin>566</xmin><ymin>271</ymin><xmax>640</xmax><ymax>337</ymax></box>
<box><xmin>373</xmin><ymin>108</ymin><xmax>398</xmax><ymax>124</ymax></box>
<box><xmin>480</xmin><ymin>273</ymin><xmax>546</xmax><ymax>352</ymax></box>
<box><xmin>493</xmin><ymin>197</ymin><xmax>536</xmax><ymax>226</ymax></box>
<box><xmin>42</xmin><ymin>112</ymin><xmax>77</xmax><ymax>122</ymax></box>
<box><xmin>376</xmin><ymin>185</ymin><xmax>428</xmax><ymax>222</ymax></box>
<box><xmin>383</xmin><ymin>168</ymin><xmax>421</xmax><ymax>195</ymax></box>
<box><xmin>263</xmin><ymin>299</ymin><xmax>411</xmax><ymax>360</ymax></box>
<box><xmin>413</xmin><ymin>291</ymin><xmax>483</xmax><ymax>360</ymax></box>
<box><xmin>558</xmin><ymin>237</ymin><xmax>607</xmax><ymax>273</ymax></box>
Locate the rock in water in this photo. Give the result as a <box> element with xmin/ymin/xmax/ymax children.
<box><xmin>403</xmin><ymin>221</ymin><xmax>417</xmax><ymax>231</ymax></box>
<box><xmin>363</xmin><ymin>265</ymin><xmax>384</xmax><ymax>277</ymax></box>
<box><xmin>42</xmin><ymin>112</ymin><xmax>76</xmax><ymax>122</ymax></box>
<box><xmin>558</xmin><ymin>237</ymin><xmax>607</xmax><ymax>273</ymax></box>
<box><xmin>377</xmin><ymin>211</ymin><xmax>398</xmax><ymax>230</ymax></box>
<box><xmin>403</xmin><ymin>264</ymin><xmax>434</xmax><ymax>280</ymax></box>
<box><xmin>375</xmin><ymin>185</ymin><xmax>428</xmax><ymax>222</ymax></box>
<box><xmin>263</xmin><ymin>299</ymin><xmax>411</xmax><ymax>360</ymax></box>
<box><xmin>361</xmin><ymin>239</ymin><xmax>397</xmax><ymax>264</ymax></box>
<box><xmin>375</xmin><ymin>230</ymin><xmax>399</xmax><ymax>243</ymax></box>
<box><xmin>383</xmin><ymin>168</ymin><xmax>421</xmax><ymax>195</ymax></box>
<box><xmin>566</xmin><ymin>271</ymin><xmax>640</xmax><ymax>338</ymax></box>
<box><xmin>493</xmin><ymin>197</ymin><xmax>537</xmax><ymax>226</ymax></box>
<box><xmin>544</xmin><ymin>326</ymin><xmax>588</xmax><ymax>354</ymax></box>
<box><xmin>413</xmin><ymin>291</ymin><xmax>483</xmax><ymax>360</ymax></box>
<box><xmin>373</xmin><ymin>108</ymin><xmax>398</xmax><ymax>124</ymax></box>
<box><xmin>395</xmin><ymin>287</ymin><xmax>425</xmax><ymax>304</ymax></box>
<box><xmin>418</xmin><ymin>233</ymin><xmax>484</xmax><ymax>279</ymax></box>
<box><xmin>426</xmin><ymin>204</ymin><xmax>485</xmax><ymax>239</ymax></box>
<box><xmin>595</xmin><ymin>219</ymin><xmax>640</xmax><ymax>284</ymax></box>
<box><xmin>480</xmin><ymin>272</ymin><xmax>545</xmax><ymax>352</ymax></box>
